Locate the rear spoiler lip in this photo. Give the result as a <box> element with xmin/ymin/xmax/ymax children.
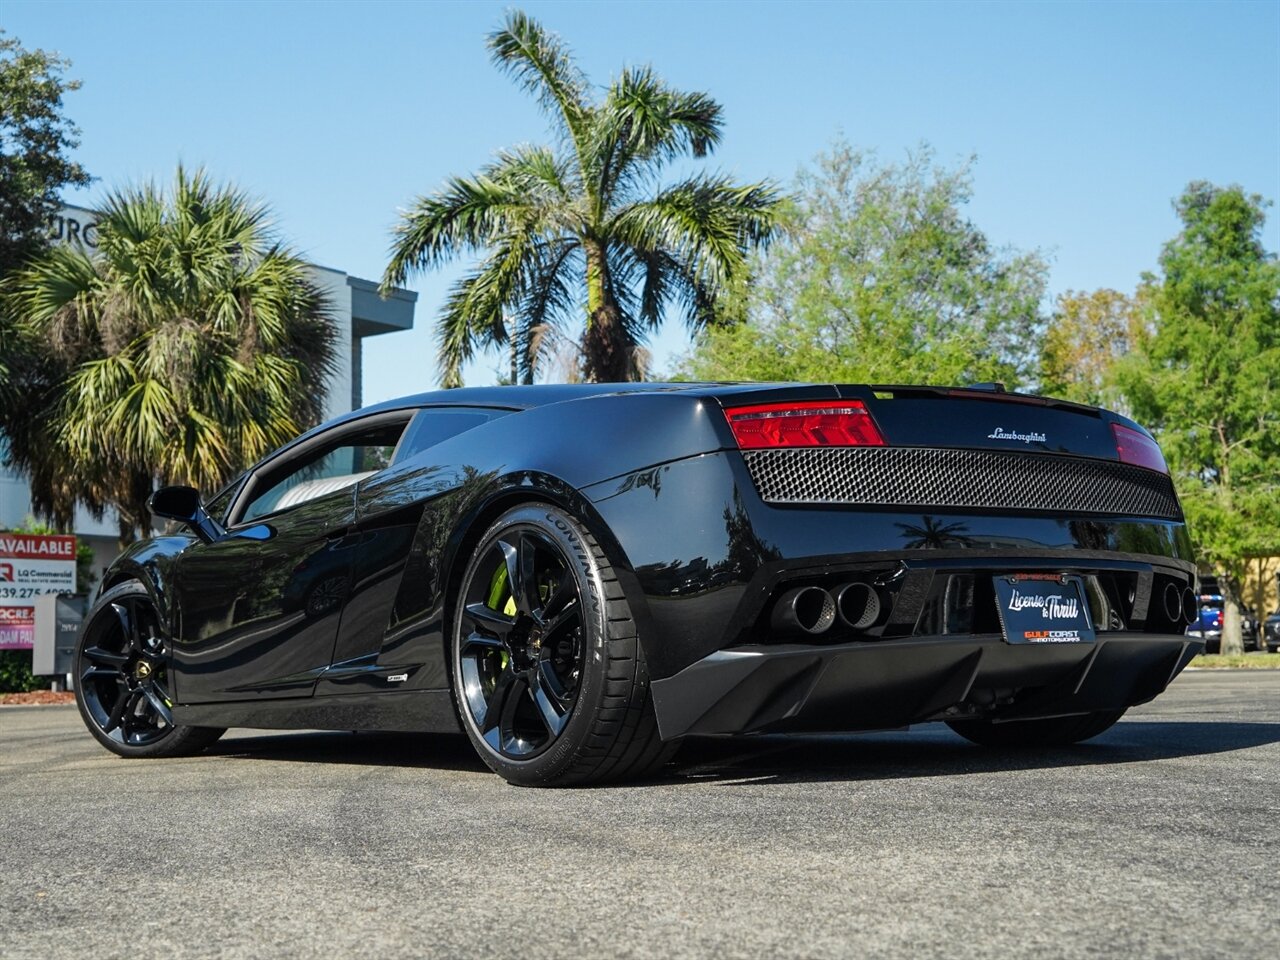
<box><xmin>698</xmin><ymin>383</ymin><xmax>1156</xmax><ymax>441</ymax></box>
<box><xmin>699</xmin><ymin>382</ymin><xmax>1101</xmax><ymax>415</ymax></box>
<box><xmin>852</xmin><ymin>384</ymin><xmax>1159</xmax><ymax>440</ymax></box>
<box><xmin>856</xmin><ymin>383</ymin><xmax>1102</xmax><ymax>415</ymax></box>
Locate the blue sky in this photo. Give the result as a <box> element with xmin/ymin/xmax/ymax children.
<box><xmin>6</xmin><ymin>0</ymin><xmax>1279</xmax><ymax>402</ymax></box>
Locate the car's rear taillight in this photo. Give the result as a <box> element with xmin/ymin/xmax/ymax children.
<box><xmin>1111</xmin><ymin>423</ymin><xmax>1168</xmax><ymax>473</ymax></box>
<box><xmin>724</xmin><ymin>400</ymin><xmax>887</xmax><ymax>449</ymax></box>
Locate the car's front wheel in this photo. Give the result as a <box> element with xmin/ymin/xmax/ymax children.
<box><xmin>947</xmin><ymin>709</ymin><xmax>1125</xmax><ymax>748</ymax></box>
<box><xmin>450</xmin><ymin>503</ymin><xmax>675</xmax><ymax>786</ymax></box>
<box><xmin>74</xmin><ymin>581</ymin><xmax>224</xmax><ymax>758</ymax></box>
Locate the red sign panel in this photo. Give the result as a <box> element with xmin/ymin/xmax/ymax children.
<box><xmin>0</xmin><ymin>534</ymin><xmax>77</xmax><ymax>560</ymax></box>
<box><xmin>0</xmin><ymin>605</ymin><xmax>36</xmax><ymax>649</ymax></box>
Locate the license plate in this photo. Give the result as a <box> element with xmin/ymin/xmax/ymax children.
<box><xmin>993</xmin><ymin>574</ymin><xmax>1095</xmax><ymax>644</ymax></box>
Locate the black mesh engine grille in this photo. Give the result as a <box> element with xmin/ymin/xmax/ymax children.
<box><xmin>741</xmin><ymin>447</ymin><xmax>1182</xmax><ymax>519</ymax></box>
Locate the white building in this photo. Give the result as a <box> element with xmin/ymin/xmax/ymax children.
<box><xmin>0</xmin><ymin>205</ymin><xmax>416</xmax><ymax>584</ymax></box>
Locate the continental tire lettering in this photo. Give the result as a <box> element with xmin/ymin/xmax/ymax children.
<box><xmin>548</xmin><ymin>512</ymin><xmax>603</xmax><ymax>645</ymax></box>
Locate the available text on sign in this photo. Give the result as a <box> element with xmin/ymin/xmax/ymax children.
<box><xmin>0</xmin><ymin>534</ymin><xmax>77</xmax><ymax>649</ymax></box>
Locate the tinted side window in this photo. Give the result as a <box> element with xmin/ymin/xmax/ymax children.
<box><xmin>203</xmin><ymin>478</ymin><xmax>243</xmax><ymax>526</ymax></box>
<box><xmin>239</xmin><ymin>420</ymin><xmax>409</xmax><ymax>523</ymax></box>
<box><xmin>392</xmin><ymin>409</ymin><xmax>505</xmax><ymax>463</ymax></box>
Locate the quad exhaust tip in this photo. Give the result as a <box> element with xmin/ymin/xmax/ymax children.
<box><xmin>834</xmin><ymin>582</ymin><xmax>881</xmax><ymax>630</ymax></box>
<box><xmin>771</xmin><ymin>586</ymin><xmax>836</xmax><ymax>635</ymax></box>
<box><xmin>1162</xmin><ymin>582</ymin><xmax>1195</xmax><ymax>624</ymax></box>
<box><xmin>1182</xmin><ymin>587</ymin><xmax>1197</xmax><ymax>624</ymax></box>
<box><xmin>772</xmin><ymin>583</ymin><xmax>883</xmax><ymax>636</ymax></box>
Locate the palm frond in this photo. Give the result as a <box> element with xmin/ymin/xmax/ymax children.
<box><xmin>3</xmin><ymin>243</ymin><xmax>100</xmax><ymax>333</ymax></box>
<box><xmin>613</xmin><ymin>175</ymin><xmax>782</xmax><ymax>292</ymax></box>
<box><xmin>614</xmin><ymin>67</ymin><xmax>722</xmax><ymax>159</ymax></box>
<box><xmin>382</xmin><ymin>174</ymin><xmax>539</xmax><ymax>292</ymax></box>
<box><xmin>487</xmin><ymin>11</ymin><xmax>592</xmax><ymax>153</ymax></box>
<box><xmin>520</xmin><ymin>239</ymin><xmax>580</xmax><ymax>339</ymax></box>
<box><xmin>436</xmin><ymin>233</ymin><xmax>538</xmax><ymax>387</ymax></box>
<box><xmin>159</xmin><ymin>407</ymin><xmax>231</xmax><ymax>490</ymax></box>
<box><xmin>586</xmin><ymin>68</ymin><xmax>725</xmax><ymax>214</ymax></box>
<box><xmin>490</xmin><ymin>144</ymin><xmax>576</xmax><ymax>200</ymax></box>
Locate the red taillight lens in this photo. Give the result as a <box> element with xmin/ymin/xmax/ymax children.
<box><xmin>1111</xmin><ymin>423</ymin><xmax>1168</xmax><ymax>473</ymax></box>
<box><xmin>724</xmin><ymin>400</ymin><xmax>886</xmax><ymax>449</ymax></box>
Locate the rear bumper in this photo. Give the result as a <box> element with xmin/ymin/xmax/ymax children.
<box><xmin>586</xmin><ymin>450</ymin><xmax>1196</xmax><ymax>681</ymax></box>
<box><xmin>650</xmin><ymin>632</ymin><xmax>1203</xmax><ymax>740</ymax></box>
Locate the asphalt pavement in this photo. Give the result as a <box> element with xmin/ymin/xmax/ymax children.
<box><xmin>2</xmin><ymin>670</ymin><xmax>1278</xmax><ymax>960</ymax></box>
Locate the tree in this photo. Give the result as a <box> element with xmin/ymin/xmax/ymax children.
<box><xmin>1</xmin><ymin>167</ymin><xmax>336</xmax><ymax>545</ymax></box>
<box><xmin>1115</xmin><ymin>182</ymin><xmax>1280</xmax><ymax>655</ymax></box>
<box><xmin>0</xmin><ymin>32</ymin><xmax>91</xmax><ymax>410</ymax></box>
<box><xmin>381</xmin><ymin>10</ymin><xmax>781</xmax><ymax>386</ymax></box>
<box><xmin>678</xmin><ymin>143</ymin><xmax>1048</xmax><ymax>386</ymax></box>
<box><xmin>0</xmin><ymin>32</ymin><xmax>91</xmax><ymax>278</ymax></box>
<box><xmin>1039</xmin><ymin>288</ymin><xmax>1141</xmax><ymax>409</ymax></box>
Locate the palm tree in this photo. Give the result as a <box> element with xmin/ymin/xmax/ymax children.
<box><xmin>1</xmin><ymin>167</ymin><xmax>335</xmax><ymax>544</ymax></box>
<box><xmin>382</xmin><ymin>10</ymin><xmax>782</xmax><ymax>386</ymax></box>
<box><xmin>894</xmin><ymin>516</ymin><xmax>977</xmax><ymax>550</ymax></box>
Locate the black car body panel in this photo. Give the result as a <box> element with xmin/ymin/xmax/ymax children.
<box><xmin>97</xmin><ymin>382</ymin><xmax>1202</xmax><ymax>738</ymax></box>
<box><xmin>650</xmin><ymin>633</ymin><xmax>1196</xmax><ymax>740</ymax></box>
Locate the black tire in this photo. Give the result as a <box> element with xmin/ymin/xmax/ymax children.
<box><xmin>74</xmin><ymin>581</ymin><xmax>225</xmax><ymax>759</ymax></box>
<box><xmin>947</xmin><ymin>709</ymin><xmax>1125</xmax><ymax>748</ymax></box>
<box><xmin>450</xmin><ymin>503</ymin><xmax>677</xmax><ymax>786</ymax></box>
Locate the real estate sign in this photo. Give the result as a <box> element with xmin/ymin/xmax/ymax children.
<box><xmin>0</xmin><ymin>534</ymin><xmax>77</xmax><ymax>649</ymax></box>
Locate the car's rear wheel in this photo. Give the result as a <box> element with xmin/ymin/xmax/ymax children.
<box><xmin>74</xmin><ymin>581</ymin><xmax>224</xmax><ymax>758</ymax></box>
<box><xmin>450</xmin><ymin>503</ymin><xmax>676</xmax><ymax>786</ymax></box>
<box><xmin>947</xmin><ymin>709</ymin><xmax>1125</xmax><ymax>748</ymax></box>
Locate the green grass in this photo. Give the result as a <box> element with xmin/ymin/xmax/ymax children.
<box><xmin>1190</xmin><ymin>652</ymin><xmax>1280</xmax><ymax>669</ymax></box>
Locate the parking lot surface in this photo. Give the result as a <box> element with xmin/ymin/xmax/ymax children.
<box><xmin>2</xmin><ymin>670</ymin><xmax>1278</xmax><ymax>959</ymax></box>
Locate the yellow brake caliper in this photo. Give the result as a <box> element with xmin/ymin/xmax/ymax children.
<box><xmin>486</xmin><ymin>564</ymin><xmax>515</xmax><ymax>671</ymax></box>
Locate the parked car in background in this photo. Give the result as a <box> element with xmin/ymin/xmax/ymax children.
<box><xmin>1241</xmin><ymin>609</ymin><xmax>1259</xmax><ymax>651</ymax></box>
<box><xmin>1186</xmin><ymin>594</ymin><xmax>1259</xmax><ymax>653</ymax></box>
<box><xmin>1265</xmin><ymin>611</ymin><xmax>1280</xmax><ymax>654</ymax></box>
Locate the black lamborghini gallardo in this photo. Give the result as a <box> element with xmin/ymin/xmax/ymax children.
<box><xmin>74</xmin><ymin>382</ymin><xmax>1202</xmax><ymax>785</ymax></box>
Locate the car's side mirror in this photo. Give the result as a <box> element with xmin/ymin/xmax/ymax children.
<box><xmin>148</xmin><ymin>485</ymin><xmax>225</xmax><ymax>544</ymax></box>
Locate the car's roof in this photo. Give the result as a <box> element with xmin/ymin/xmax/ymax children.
<box><xmin>297</xmin><ymin>383</ymin><xmax>750</xmax><ymax>446</ymax></box>
<box><xmin>350</xmin><ymin>380</ymin><xmax>1100</xmax><ymax>415</ymax></box>
<box><xmin>358</xmin><ymin>381</ymin><xmax>727</xmax><ymax>413</ymax></box>
<box><xmin>314</xmin><ymin>380</ymin><xmax>1117</xmax><ymax>441</ymax></box>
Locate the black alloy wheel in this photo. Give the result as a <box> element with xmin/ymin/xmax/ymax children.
<box><xmin>456</xmin><ymin>524</ymin><xmax>585</xmax><ymax>759</ymax></box>
<box><xmin>79</xmin><ymin>592</ymin><xmax>175</xmax><ymax>745</ymax></box>
<box><xmin>74</xmin><ymin>582</ymin><xmax>224</xmax><ymax>758</ymax></box>
<box><xmin>451</xmin><ymin>503</ymin><xmax>676</xmax><ymax>786</ymax></box>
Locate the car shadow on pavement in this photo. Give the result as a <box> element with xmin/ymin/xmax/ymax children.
<box><xmin>199</xmin><ymin>720</ymin><xmax>1280</xmax><ymax>785</ymax></box>
<box><xmin>205</xmin><ymin>730</ymin><xmax>490</xmax><ymax>772</ymax></box>
<box><xmin>662</xmin><ymin>721</ymin><xmax>1280</xmax><ymax>786</ymax></box>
